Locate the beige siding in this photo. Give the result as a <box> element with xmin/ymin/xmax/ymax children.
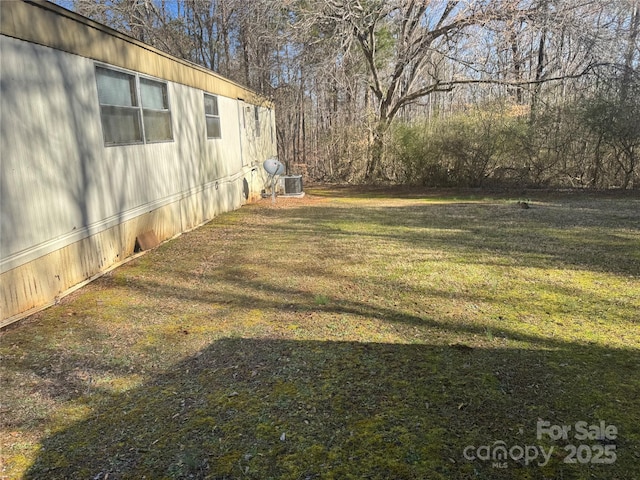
<box><xmin>1</xmin><ymin>36</ymin><xmax>103</xmax><ymax>267</ymax></box>
<box><xmin>0</xmin><ymin>2</ymin><xmax>276</xmax><ymax>323</ymax></box>
<box><xmin>0</xmin><ymin>38</ymin><xmax>270</xmax><ymax>273</ymax></box>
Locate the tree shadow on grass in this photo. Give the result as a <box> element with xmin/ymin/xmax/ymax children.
<box><xmin>16</xmin><ymin>193</ymin><xmax>640</xmax><ymax>479</ymax></box>
<box><xmin>26</xmin><ymin>337</ymin><xmax>640</xmax><ymax>480</ymax></box>
<box><xmin>267</xmin><ymin>199</ymin><xmax>640</xmax><ymax>277</ymax></box>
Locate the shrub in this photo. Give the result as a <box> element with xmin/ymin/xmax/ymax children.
<box><xmin>390</xmin><ymin>105</ymin><xmax>525</xmax><ymax>188</ymax></box>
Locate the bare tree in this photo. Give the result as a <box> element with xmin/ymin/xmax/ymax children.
<box><xmin>55</xmin><ymin>0</ymin><xmax>638</xmax><ymax>187</ymax></box>
<box><xmin>298</xmin><ymin>0</ymin><xmax>622</xmax><ymax>180</ymax></box>
<box><xmin>299</xmin><ymin>1</ymin><xmax>529</xmax><ymax>179</ymax></box>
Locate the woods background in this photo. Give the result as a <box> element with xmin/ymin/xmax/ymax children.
<box><xmin>55</xmin><ymin>0</ymin><xmax>639</xmax><ymax>189</ymax></box>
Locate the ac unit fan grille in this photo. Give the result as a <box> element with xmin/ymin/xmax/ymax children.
<box><xmin>284</xmin><ymin>176</ymin><xmax>303</xmax><ymax>194</ymax></box>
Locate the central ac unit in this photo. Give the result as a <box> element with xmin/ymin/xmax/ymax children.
<box><xmin>277</xmin><ymin>175</ymin><xmax>304</xmax><ymax>196</ymax></box>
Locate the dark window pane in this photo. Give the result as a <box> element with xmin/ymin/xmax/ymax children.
<box><xmin>254</xmin><ymin>106</ymin><xmax>261</xmax><ymax>137</ymax></box>
<box><xmin>143</xmin><ymin>110</ymin><xmax>173</xmax><ymax>142</ymax></box>
<box><xmin>206</xmin><ymin>116</ymin><xmax>221</xmax><ymax>139</ymax></box>
<box><xmin>100</xmin><ymin>106</ymin><xmax>142</xmax><ymax>144</ymax></box>
<box><xmin>96</xmin><ymin>67</ymin><xmax>137</xmax><ymax>107</ymax></box>
<box><xmin>140</xmin><ymin>78</ymin><xmax>168</xmax><ymax>110</ymax></box>
<box><xmin>204</xmin><ymin>94</ymin><xmax>218</xmax><ymax>116</ymax></box>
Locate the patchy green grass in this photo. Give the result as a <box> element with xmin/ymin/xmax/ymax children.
<box><xmin>1</xmin><ymin>187</ymin><xmax>639</xmax><ymax>479</ymax></box>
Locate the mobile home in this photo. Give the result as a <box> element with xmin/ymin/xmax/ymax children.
<box><xmin>0</xmin><ymin>0</ymin><xmax>277</xmax><ymax>326</ymax></box>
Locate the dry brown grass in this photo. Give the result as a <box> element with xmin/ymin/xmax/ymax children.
<box><xmin>1</xmin><ymin>187</ymin><xmax>639</xmax><ymax>479</ymax></box>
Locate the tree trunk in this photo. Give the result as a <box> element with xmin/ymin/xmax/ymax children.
<box><xmin>620</xmin><ymin>1</ymin><xmax>639</xmax><ymax>103</ymax></box>
<box><xmin>530</xmin><ymin>28</ymin><xmax>546</xmax><ymax>120</ymax></box>
<box><xmin>365</xmin><ymin>120</ymin><xmax>389</xmax><ymax>181</ymax></box>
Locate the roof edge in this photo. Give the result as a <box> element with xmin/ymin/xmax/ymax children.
<box><xmin>1</xmin><ymin>0</ymin><xmax>273</xmax><ymax>107</ymax></box>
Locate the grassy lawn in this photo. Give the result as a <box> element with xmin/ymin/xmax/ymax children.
<box><xmin>1</xmin><ymin>187</ymin><xmax>639</xmax><ymax>479</ymax></box>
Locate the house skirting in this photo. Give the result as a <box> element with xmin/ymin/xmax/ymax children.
<box><xmin>1</xmin><ymin>169</ymin><xmax>261</xmax><ymax>327</ymax></box>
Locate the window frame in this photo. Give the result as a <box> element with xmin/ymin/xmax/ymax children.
<box><xmin>139</xmin><ymin>76</ymin><xmax>173</xmax><ymax>144</ymax></box>
<box><xmin>204</xmin><ymin>93</ymin><xmax>222</xmax><ymax>140</ymax></box>
<box><xmin>95</xmin><ymin>64</ymin><xmax>174</xmax><ymax>147</ymax></box>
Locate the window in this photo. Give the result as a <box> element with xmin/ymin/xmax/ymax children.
<box><xmin>95</xmin><ymin>66</ymin><xmax>173</xmax><ymax>146</ymax></box>
<box><xmin>204</xmin><ymin>94</ymin><xmax>221</xmax><ymax>139</ymax></box>
<box><xmin>254</xmin><ymin>105</ymin><xmax>261</xmax><ymax>137</ymax></box>
<box><xmin>96</xmin><ymin>67</ymin><xmax>142</xmax><ymax>145</ymax></box>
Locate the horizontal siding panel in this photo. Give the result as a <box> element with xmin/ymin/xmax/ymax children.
<box><xmin>0</xmin><ymin>1</ymin><xmax>277</xmax><ymax>323</ymax></box>
<box><xmin>1</xmin><ymin>177</ymin><xmax>253</xmax><ymax>323</ymax></box>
